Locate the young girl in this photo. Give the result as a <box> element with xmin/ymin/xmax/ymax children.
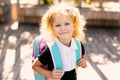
<box><xmin>32</xmin><ymin>2</ymin><xmax>87</xmax><ymax>80</ymax></box>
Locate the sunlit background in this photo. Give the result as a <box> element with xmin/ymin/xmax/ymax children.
<box><xmin>0</xmin><ymin>0</ymin><xmax>120</xmax><ymax>80</ymax></box>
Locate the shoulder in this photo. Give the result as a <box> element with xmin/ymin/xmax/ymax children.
<box><xmin>38</xmin><ymin>45</ymin><xmax>52</xmax><ymax>65</ymax></box>
<box><xmin>39</xmin><ymin>45</ymin><xmax>50</xmax><ymax>56</ymax></box>
<box><xmin>73</xmin><ymin>38</ymin><xmax>85</xmax><ymax>55</ymax></box>
<box><xmin>73</xmin><ymin>38</ymin><xmax>82</xmax><ymax>47</ymax></box>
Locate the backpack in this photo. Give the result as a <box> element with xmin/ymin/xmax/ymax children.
<box><xmin>32</xmin><ymin>36</ymin><xmax>47</xmax><ymax>80</ymax></box>
<box><xmin>32</xmin><ymin>36</ymin><xmax>81</xmax><ymax>80</ymax></box>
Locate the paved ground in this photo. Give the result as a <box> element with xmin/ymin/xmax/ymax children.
<box><xmin>0</xmin><ymin>22</ymin><xmax>120</xmax><ymax>80</ymax></box>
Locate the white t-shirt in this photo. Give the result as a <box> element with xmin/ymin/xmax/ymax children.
<box><xmin>55</xmin><ymin>38</ymin><xmax>78</xmax><ymax>71</ymax></box>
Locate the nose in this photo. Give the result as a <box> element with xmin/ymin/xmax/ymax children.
<box><xmin>61</xmin><ymin>25</ymin><xmax>65</xmax><ymax>30</ymax></box>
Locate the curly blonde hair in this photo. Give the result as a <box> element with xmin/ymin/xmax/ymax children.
<box><xmin>40</xmin><ymin>2</ymin><xmax>86</xmax><ymax>42</ymax></box>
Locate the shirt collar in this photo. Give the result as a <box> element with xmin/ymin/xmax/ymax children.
<box><xmin>55</xmin><ymin>38</ymin><xmax>77</xmax><ymax>53</ymax></box>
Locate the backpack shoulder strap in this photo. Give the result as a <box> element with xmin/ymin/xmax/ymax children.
<box><xmin>33</xmin><ymin>37</ymin><xmax>47</xmax><ymax>80</ymax></box>
<box><xmin>75</xmin><ymin>40</ymin><xmax>82</xmax><ymax>64</ymax></box>
<box><xmin>47</xmin><ymin>42</ymin><xmax>63</xmax><ymax>70</ymax></box>
<box><xmin>47</xmin><ymin>40</ymin><xmax>81</xmax><ymax>70</ymax></box>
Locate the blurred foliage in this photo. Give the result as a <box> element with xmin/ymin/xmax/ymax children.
<box><xmin>43</xmin><ymin>0</ymin><xmax>53</xmax><ymax>4</ymax></box>
<box><xmin>41</xmin><ymin>0</ymin><xmax>94</xmax><ymax>5</ymax></box>
<box><xmin>75</xmin><ymin>0</ymin><xmax>94</xmax><ymax>5</ymax></box>
<box><xmin>84</xmin><ymin>0</ymin><xmax>94</xmax><ymax>4</ymax></box>
<box><xmin>75</xmin><ymin>0</ymin><xmax>79</xmax><ymax>5</ymax></box>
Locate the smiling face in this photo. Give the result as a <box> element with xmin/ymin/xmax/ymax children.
<box><xmin>52</xmin><ymin>13</ymin><xmax>74</xmax><ymax>46</ymax></box>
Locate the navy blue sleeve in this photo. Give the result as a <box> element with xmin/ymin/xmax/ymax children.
<box><xmin>38</xmin><ymin>46</ymin><xmax>51</xmax><ymax>65</ymax></box>
<box><xmin>38</xmin><ymin>45</ymin><xmax>54</xmax><ymax>70</ymax></box>
<box><xmin>81</xmin><ymin>43</ymin><xmax>85</xmax><ymax>55</ymax></box>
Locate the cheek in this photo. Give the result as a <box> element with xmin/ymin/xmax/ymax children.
<box><xmin>52</xmin><ymin>27</ymin><xmax>58</xmax><ymax>35</ymax></box>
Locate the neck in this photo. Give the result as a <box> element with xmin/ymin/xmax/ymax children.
<box><xmin>58</xmin><ymin>38</ymin><xmax>72</xmax><ymax>47</ymax></box>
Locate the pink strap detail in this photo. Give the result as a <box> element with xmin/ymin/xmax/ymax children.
<box><xmin>32</xmin><ymin>49</ymin><xmax>34</xmax><ymax>57</ymax></box>
<box><xmin>39</xmin><ymin>38</ymin><xmax>47</xmax><ymax>52</ymax></box>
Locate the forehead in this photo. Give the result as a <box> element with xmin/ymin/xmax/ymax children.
<box><xmin>54</xmin><ymin>13</ymin><xmax>72</xmax><ymax>23</ymax></box>
<box><xmin>54</xmin><ymin>13</ymin><xmax>71</xmax><ymax>19</ymax></box>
